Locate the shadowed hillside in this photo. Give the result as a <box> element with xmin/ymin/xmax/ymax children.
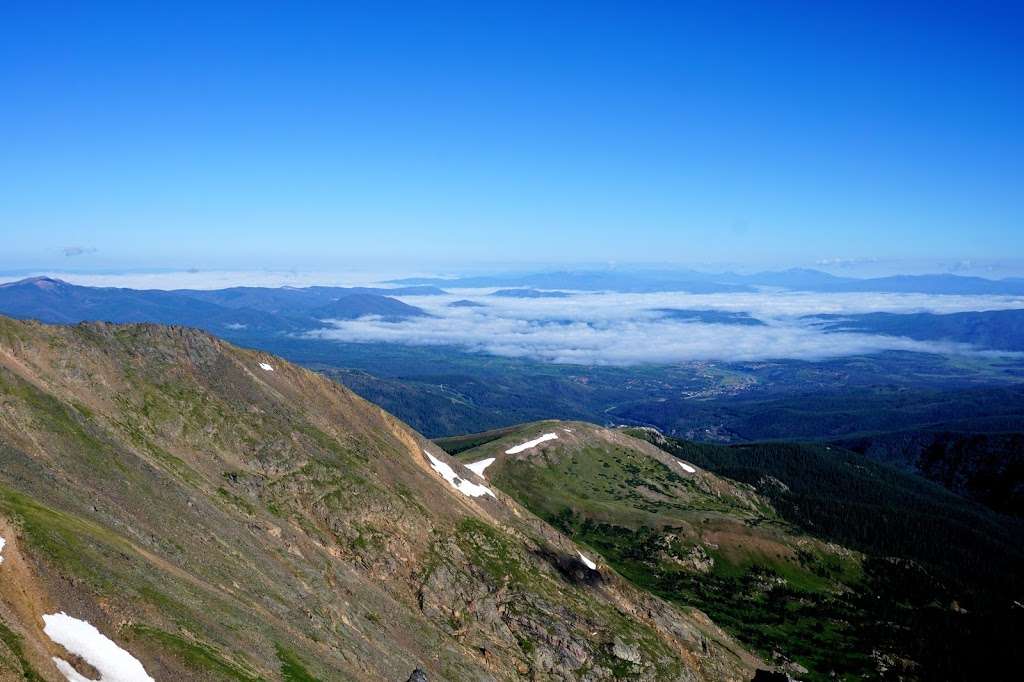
<box><xmin>446</xmin><ymin>422</ymin><xmax>1024</xmax><ymax>680</ymax></box>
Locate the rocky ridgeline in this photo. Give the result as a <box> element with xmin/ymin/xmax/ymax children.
<box><xmin>0</xmin><ymin>317</ymin><xmax>759</xmax><ymax>681</ymax></box>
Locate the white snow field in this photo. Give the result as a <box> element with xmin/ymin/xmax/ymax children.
<box><xmin>42</xmin><ymin>612</ymin><xmax>154</xmax><ymax>682</ymax></box>
<box><xmin>466</xmin><ymin>457</ymin><xmax>496</xmax><ymax>477</ymax></box>
<box><xmin>505</xmin><ymin>432</ymin><xmax>558</xmax><ymax>454</ymax></box>
<box><xmin>424</xmin><ymin>450</ymin><xmax>495</xmax><ymax>498</ymax></box>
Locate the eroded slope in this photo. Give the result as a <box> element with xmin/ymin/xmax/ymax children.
<box><xmin>0</xmin><ymin>318</ymin><xmax>756</xmax><ymax>681</ymax></box>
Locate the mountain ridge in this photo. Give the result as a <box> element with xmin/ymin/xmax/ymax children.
<box><xmin>387</xmin><ymin>268</ymin><xmax>1024</xmax><ymax>295</ymax></box>
<box><xmin>446</xmin><ymin>420</ymin><xmax>1024</xmax><ymax>680</ymax></box>
<box><xmin>0</xmin><ymin>316</ymin><xmax>759</xmax><ymax>681</ymax></box>
<box><xmin>0</xmin><ymin>278</ymin><xmax>429</xmax><ymax>338</ymax></box>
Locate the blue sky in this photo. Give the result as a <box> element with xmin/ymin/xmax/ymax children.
<box><xmin>2</xmin><ymin>2</ymin><xmax>1022</xmax><ymax>273</ymax></box>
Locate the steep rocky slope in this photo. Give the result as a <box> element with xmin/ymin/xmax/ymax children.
<box><xmin>0</xmin><ymin>317</ymin><xmax>757</xmax><ymax>681</ymax></box>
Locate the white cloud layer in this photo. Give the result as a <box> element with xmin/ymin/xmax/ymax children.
<box><xmin>306</xmin><ymin>288</ymin><xmax>1019</xmax><ymax>365</ymax></box>
<box><xmin>2</xmin><ymin>271</ymin><xmax>1018</xmax><ymax>366</ymax></box>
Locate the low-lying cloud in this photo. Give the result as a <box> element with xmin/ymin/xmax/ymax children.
<box><xmin>4</xmin><ymin>270</ymin><xmax>1017</xmax><ymax>366</ymax></box>
<box><xmin>307</xmin><ymin>289</ymin><xmax>1017</xmax><ymax>365</ymax></box>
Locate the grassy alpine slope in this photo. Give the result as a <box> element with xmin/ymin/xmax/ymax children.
<box><xmin>447</xmin><ymin>422</ymin><xmax>1024</xmax><ymax>681</ymax></box>
<box><xmin>632</xmin><ymin>431</ymin><xmax>1024</xmax><ymax>681</ymax></box>
<box><xmin>0</xmin><ymin>316</ymin><xmax>758</xmax><ymax>681</ymax></box>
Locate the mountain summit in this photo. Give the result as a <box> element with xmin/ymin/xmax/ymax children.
<box><xmin>0</xmin><ymin>316</ymin><xmax>757</xmax><ymax>681</ymax></box>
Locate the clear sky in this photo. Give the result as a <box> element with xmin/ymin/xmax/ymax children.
<box><xmin>2</xmin><ymin>1</ymin><xmax>1022</xmax><ymax>273</ymax></box>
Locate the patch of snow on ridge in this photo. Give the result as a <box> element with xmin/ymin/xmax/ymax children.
<box><xmin>258</xmin><ymin>362</ymin><xmax>274</xmax><ymax>371</ymax></box>
<box><xmin>423</xmin><ymin>450</ymin><xmax>495</xmax><ymax>498</ymax></box>
<box><xmin>0</xmin><ymin>535</ymin><xmax>5</xmax><ymax>564</ymax></box>
<box><xmin>466</xmin><ymin>458</ymin><xmax>495</xmax><ymax>477</ymax></box>
<box><xmin>578</xmin><ymin>552</ymin><xmax>597</xmax><ymax>570</ymax></box>
<box><xmin>505</xmin><ymin>432</ymin><xmax>558</xmax><ymax>454</ymax></box>
<box><xmin>42</xmin><ymin>612</ymin><xmax>154</xmax><ymax>682</ymax></box>
<box><xmin>678</xmin><ymin>461</ymin><xmax>696</xmax><ymax>473</ymax></box>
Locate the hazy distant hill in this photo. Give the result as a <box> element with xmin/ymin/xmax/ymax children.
<box><xmin>0</xmin><ymin>276</ymin><xmax>313</xmax><ymax>333</ymax></box>
<box><xmin>177</xmin><ymin>284</ymin><xmax>444</xmax><ymax>313</ymax></box>
<box><xmin>817</xmin><ymin>273</ymin><xmax>1024</xmax><ymax>295</ymax></box>
<box><xmin>808</xmin><ymin>308</ymin><xmax>1024</xmax><ymax>351</ymax></box>
<box><xmin>0</xmin><ymin>277</ymin><xmax>428</xmax><ymax>335</ymax></box>
<box><xmin>391</xmin><ymin>268</ymin><xmax>1024</xmax><ymax>295</ymax></box>
<box><xmin>490</xmin><ymin>288</ymin><xmax>572</xmax><ymax>298</ymax></box>
<box><xmin>389</xmin><ymin>270</ymin><xmax>754</xmax><ymax>293</ymax></box>
<box><xmin>702</xmin><ymin>269</ymin><xmax>1024</xmax><ymax>295</ymax></box>
<box><xmin>307</xmin><ymin>293</ymin><xmax>429</xmax><ymax>320</ymax></box>
<box><xmin>651</xmin><ymin>308</ymin><xmax>765</xmax><ymax>325</ymax></box>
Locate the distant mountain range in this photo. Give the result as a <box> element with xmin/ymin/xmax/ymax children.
<box><xmin>175</xmin><ymin>283</ymin><xmax>445</xmax><ymax>312</ymax></box>
<box><xmin>490</xmin><ymin>288</ymin><xmax>572</xmax><ymax>298</ymax></box>
<box><xmin>391</xmin><ymin>267</ymin><xmax>1024</xmax><ymax>295</ymax></box>
<box><xmin>807</xmin><ymin>308</ymin><xmax>1024</xmax><ymax>351</ymax></box>
<box><xmin>390</xmin><ymin>270</ymin><xmax>754</xmax><ymax>293</ymax></box>
<box><xmin>0</xmin><ymin>277</ymin><xmax>430</xmax><ymax>335</ymax></box>
<box><xmin>4</xmin><ymin>275</ymin><xmax>1024</xmax><ymax>357</ymax></box>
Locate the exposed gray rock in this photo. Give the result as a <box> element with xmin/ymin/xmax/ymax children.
<box><xmin>612</xmin><ymin>637</ymin><xmax>643</xmax><ymax>664</ymax></box>
<box><xmin>677</xmin><ymin>543</ymin><xmax>714</xmax><ymax>573</ymax></box>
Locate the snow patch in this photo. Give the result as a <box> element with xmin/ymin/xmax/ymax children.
<box><xmin>424</xmin><ymin>450</ymin><xmax>495</xmax><ymax>498</ymax></box>
<box><xmin>42</xmin><ymin>612</ymin><xmax>154</xmax><ymax>682</ymax></box>
<box><xmin>258</xmin><ymin>362</ymin><xmax>274</xmax><ymax>371</ymax></box>
<box><xmin>505</xmin><ymin>432</ymin><xmax>558</xmax><ymax>454</ymax></box>
<box><xmin>0</xmin><ymin>535</ymin><xmax>5</xmax><ymax>564</ymax></box>
<box><xmin>677</xmin><ymin>461</ymin><xmax>697</xmax><ymax>473</ymax></box>
<box><xmin>466</xmin><ymin>457</ymin><xmax>495</xmax><ymax>477</ymax></box>
<box><xmin>578</xmin><ymin>551</ymin><xmax>597</xmax><ymax>570</ymax></box>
